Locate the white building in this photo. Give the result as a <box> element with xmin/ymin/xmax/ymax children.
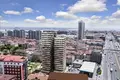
<box><xmin>79</xmin><ymin>61</ymin><xmax>96</xmax><ymax>78</ymax></box>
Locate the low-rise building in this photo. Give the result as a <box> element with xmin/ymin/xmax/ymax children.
<box><xmin>79</xmin><ymin>61</ymin><xmax>97</xmax><ymax>78</ymax></box>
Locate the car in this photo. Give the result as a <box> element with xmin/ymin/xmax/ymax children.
<box><xmin>110</xmin><ymin>68</ymin><xmax>113</xmax><ymax>72</ymax></box>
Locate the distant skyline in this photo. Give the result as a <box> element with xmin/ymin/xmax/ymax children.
<box><xmin>0</xmin><ymin>0</ymin><xmax>120</xmax><ymax>30</ymax></box>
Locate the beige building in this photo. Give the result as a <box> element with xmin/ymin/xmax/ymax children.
<box><xmin>54</xmin><ymin>37</ymin><xmax>66</xmax><ymax>72</ymax></box>
<box><xmin>41</xmin><ymin>31</ymin><xmax>56</xmax><ymax>73</ymax></box>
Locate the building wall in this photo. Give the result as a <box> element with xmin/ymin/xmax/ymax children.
<box><xmin>41</xmin><ymin>31</ymin><xmax>56</xmax><ymax>73</ymax></box>
<box><xmin>54</xmin><ymin>37</ymin><xmax>66</xmax><ymax>71</ymax></box>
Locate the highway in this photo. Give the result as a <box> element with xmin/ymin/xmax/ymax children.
<box><xmin>103</xmin><ymin>33</ymin><xmax>120</xmax><ymax>80</ymax></box>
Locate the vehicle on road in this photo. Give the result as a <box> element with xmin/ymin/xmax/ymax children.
<box><xmin>110</xmin><ymin>68</ymin><xmax>113</xmax><ymax>72</ymax></box>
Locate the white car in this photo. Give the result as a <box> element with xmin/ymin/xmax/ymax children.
<box><xmin>110</xmin><ymin>68</ymin><xmax>113</xmax><ymax>72</ymax></box>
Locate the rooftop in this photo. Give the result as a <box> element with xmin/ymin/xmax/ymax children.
<box><xmin>80</xmin><ymin>61</ymin><xmax>96</xmax><ymax>73</ymax></box>
<box><xmin>48</xmin><ymin>72</ymin><xmax>88</xmax><ymax>80</ymax></box>
<box><xmin>0</xmin><ymin>55</ymin><xmax>27</xmax><ymax>62</ymax></box>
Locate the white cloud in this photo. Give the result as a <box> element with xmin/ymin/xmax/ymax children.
<box><xmin>55</xmin><ymin>11</ymin><xmax>78</xmax><ymax>19</ymax></box>
<box><xmin>117</xmin><ymin>0</ymin><xmax>120</xmax><ymax>5</ymax></box>
<box><xmin>36</xmin><ymin>16</ymin><xmax>46</xmax><ymax>22</ymax></box>
<box><xmin>91</xmin><ymin>15</ymin><xmax>102</xmax><ymax>19</ymax></box>
<box><xmin>112</xmin><ymin>9</ymin><xmax>120</xmax><ymax>18</ymax></box>
<box><xmin>4</xmin><ymin>7</ymin><xmax>33</xmax><ymax>15</ymax></box>
<box><xmin>68</xmin><ymin>0</ymin><xmax>107</xmax><ymax>13</ymax></box>
<box><xmin>4</xmin><ymin>10</ymin><xmax>21</xmax><ymax>15</ymax></box>
<box><xmin>22</xmin><ymin>7</ymin><xmax>33</xmax><ymax>13</ymax></box>
<box><xmin>24</xmin><ymin>19</ymin><xmax>38</xmax><ymax>23</ymax></box>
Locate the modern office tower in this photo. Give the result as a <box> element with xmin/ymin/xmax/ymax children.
<box><xmin>28</xmin><ymin>30</ymin><xmax>36</xmax><ymax>39</ymax></box>
<box><xmin>7</xmin><ymin>30</ymin><xmax>13</xmax><ymax>37</ymax></box>
<box><xmin>28</xmin><ymin>30</ymin><xmax>41</xmax><ymax>40</ymax></box>
<box><xmin>54</xmin><ymin>37</ymin><xmax>66</xmax><ymax>72</ymax></box>
<box><xmin>13</xmin><ymin>29</ymin><xmax>20</xmax><ymax>37</ymax></box>
<box><xmin>0</xmin><ymin>55</ymin><xmax>28</xmax><ymax>80</ymax></box>
<box><xmin>35</xmin><ymin>30</ymin><xmax>41</xmax><ymax>40</ymax></box>
<box><xmin>19</xmin><ymin>30</ymin><xmax>25</xmax><ymax>38</ymax></box>
<box><xmin>0</xmin><ymin>32</ymin><xmax>4</xmax><ymax>38</ymax></box>
<box><xmin>41</xmin><ymin>31</ymin><xmax>56</xmax><ymax>73</ymax></box>
<box><xmin>78</xmin><ymin>21</ymin><xmax>85</xmax><ymax>40</ymax></box>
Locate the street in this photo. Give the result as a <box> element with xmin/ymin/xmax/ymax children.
<box><xmin>102</xmin><ymin>33</ymin><xmax>120</xmax><ymax>80</ymax></box>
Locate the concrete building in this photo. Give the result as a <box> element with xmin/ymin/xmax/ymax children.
<box><xmin>7</xmin><ymin>30</ymin><xmax>13</xmax><ymax>37</ymax></box>
<box><xmin>0</xmin><ymin>74</ymin><xmax>17</xmax><ymax>80</ymax></box>
<box><xmin>28</xmin><ymin>30</ymin><xmax>36</xmax><ymax>39</ymax></box>
<box><xmin>13</xmin><ymin>29</ymin><xmax>25</xmax><ymax>38</ymax></box>
<box><xmin>28</xmin><ymin>30</ymin><xmax>41</xmax><ymax>40</ymax></box>
<box><xmin>78</xmin><ymin>21</ymin><xmax>85</xmax><ymax>40</ymax></box>
<box><xmin>19</xmin><ymin>30</ymin><xmax>25</xmax><ymax>38</ymax></box>
<box><xmin>79</xmin><ymin>61</ymin><xmax>96</xmax><ymax>78</ymax></box>
<box><xmin>35</xmin><ymin>30</ymin><xmax>41</xmax><ymax>40</ymax></box>
<box><xmin>48</xmin><ymin>72</ymin><xmax>88</xmax><ymax>80</ymax></box>
<box><xmin>41</xmin><ymin>31</ymin><xmax>56</xmax><ymax>73</ymax></box>
<box><xmin>0</xmin><ymin>55</ymin><xmax>28</xmax><ymax>80</ymax></box>
<box><xmin>54</xmin><ymin>37</ymin><xmax>66</xmax><ymax>72</ymax></box>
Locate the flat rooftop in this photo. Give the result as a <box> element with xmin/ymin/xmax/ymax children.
<box><xmin>48</xmin><ymin>72</ymin><xmax>88</xmax><ymax>80</ymax></box>
<box><xmin>80</xmin><ymin>61</ymin><xmax>96</xmax><ymax>73</ymax></box>
<box><xmin>0</xmin><ymin>55</ymin><xmax>27</xmax><ymax>62</ymax></box>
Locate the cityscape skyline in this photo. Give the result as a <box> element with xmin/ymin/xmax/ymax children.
<box><xmin>0</xmin><ymin>0</ymin><xmax>120</xmax><ymax>30</ymax></box>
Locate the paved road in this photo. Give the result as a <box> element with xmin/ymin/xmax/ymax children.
<box><xmin>103</xmin><ymin>33</ymin><xmax>120</xmax><ymax>80</ymax></box>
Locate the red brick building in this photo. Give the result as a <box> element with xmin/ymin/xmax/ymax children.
<box><xmin>0</xmin><ymin>55</ymin><xmax>28</xmax><ymax>80</ymax></box>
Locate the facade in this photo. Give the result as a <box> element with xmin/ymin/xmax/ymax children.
<box><xmin>78</xmin><ymin>21</ymin><xmax>85</xmax><ymax>40</ymax></box>
<box><xmin>0</xmin><ymin>32</ymin><xmax>4</xmax><ymax>38</ymax></box>
<box><xmin>28</xmin><ymin>30</ymin><xmax>36</xmax><ymax>39</ymax></box>
<box><xmin>0</xmin><ymin>74</ymin><xmax>17</xmax><ymax>80</ymax></box>
<box><xmin>41</xmin><ymin>31</ymin><xmax>56</xmax><ymax>73</ymax></box>
<box><xmin>0</xmin><ymin>55</ymin><xmax>28</xmax><ymax>80</ymax></box>
<box><xmin>13</xmin><ymin>29</ymin><xmax>25</xmax><ymax>38</ymax></box>
<box><xmin>54</xmin><ymin>37</ymin><xmax>66</xmax><ymax>72</ymax></box>
<box><xmin>28</xmin><ymin>30</ymin><xmax>41</xmax><ymax>40</ymax></box>
<box><xmin>19</xmin><ymin>30</ymin><xmax>25</xmax><ymax>38</ymax></box>
<box><xmin>7</xmin><ymin>30</ymin><xmax>13</xmax><ymax>37</ymax></box>
<box><xmin>35</xmin><ymin>30</ymin><xmax>41</xmax><ymax>40</ymax></box>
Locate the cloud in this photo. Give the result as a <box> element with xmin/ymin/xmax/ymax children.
<box><xmin>10</xmin><ymin>3</ymin><xmax>20</xmax><ymax>6</ymax></box>
<box><xmin>91</xmin><ymin>15</ymin><xmax>102</xmax><ymax>19</ymax></box>
<box><xmin>4</xmin><ymin>10</ymin><xmax>21</xmax><ymax>15</ymax></box>
<box><xmin>0</xmin><ymin>20</ymin><xmax>8</xmax><ymax>24</ymax></box>
<box><xmin>4</xmin><ymin>7</ymin><xmax>33</xmax><ymax>15</ymax></box>
<box><xmin>36</xmin><ymin>16</ymin><xmax>46</xmax><ymax>22</ymax></box>
<box><xmin>68</xmin><ymin>0</ymin><xmax>107</xmax><ymax>13</ymax></box>
<box><xmin>55</xmin><ymin>11</ymin><xmax>78</xmax><ymax>19</ymax></box>
<box><xmin>22</xmin><ymin>7</ymin><xmax>33</xmax><ymax>13</ymax></box>
<box><xmin>117</xmin><ymin>0</ymin><xmax>120</xmax><ymax>5</ymax></box>
<box><xmin>112</xmin><ymin>9</ymin><xmax>120</xmax><ymax>18</ymax></box>
<box><xmin>24</xmin><ymin>19</ymin><xmax>38</xmax><ymax>23</ymax></box>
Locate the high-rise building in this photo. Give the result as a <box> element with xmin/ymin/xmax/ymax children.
<box><xmin>41</xmin><ymin>31</ymin><xmax>56</xmax><ymax>73</ymax></box>
<box><xmin>0</xmin><ymin>55</ymin><xmax>28</xmax><ymax>80</ymax></box>
<box><xmin>7</xmin><ymin>30</ymin><xmax>13</xmax><ymax>37</ymax></box>
<box><xmin>28</xmin><ymin>30</ymin><xmax>35</xmax><ymax>39</ymax></box>
<box><xmin>28</xmin><ymin>30</ymin><xmax>41</xmax><ymax>40</ymax></box>
<box><xmin>13</xmin><ymin>30</ymin><xmax>20</xmax><ymax>38</ymax></box>
<box><xmin>0</xmin><ymin>32</ymin><xmax>4</xmax><ymax>38</ymax></box>
<box><xmin>19</xmin><ymin>30</ymin><xmax>25</xmax><ymax>38</ymax></box>
<box><xmin>78</xmin><ymin>21</ymin><xmax>85</xmax><ymax>40</ymax></box>
<box><xmin>54</xmin><ymin>37</ymin><xmax>66</xmax><ymax>72</ymax></box>
<box><xmin>13</xmin><ymin>30</ymin><xmax>25</xmax><ymax>38</ymax></box>
<box><xmin>35</xmin><ymin>30</ymin><xmax>41</xmax><ymax>40</ymax></box>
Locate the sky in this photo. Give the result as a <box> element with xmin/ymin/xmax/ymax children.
<box><xmin>0</xmin><ymin>0</ymin><xmax>120</xmax><ymax>30</ymax></box>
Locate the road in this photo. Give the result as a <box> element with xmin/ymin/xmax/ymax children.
<box><xmin>102</xmin><ymin>33</ymin><xmax>120</xmax><ymax>80</ymax></box>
